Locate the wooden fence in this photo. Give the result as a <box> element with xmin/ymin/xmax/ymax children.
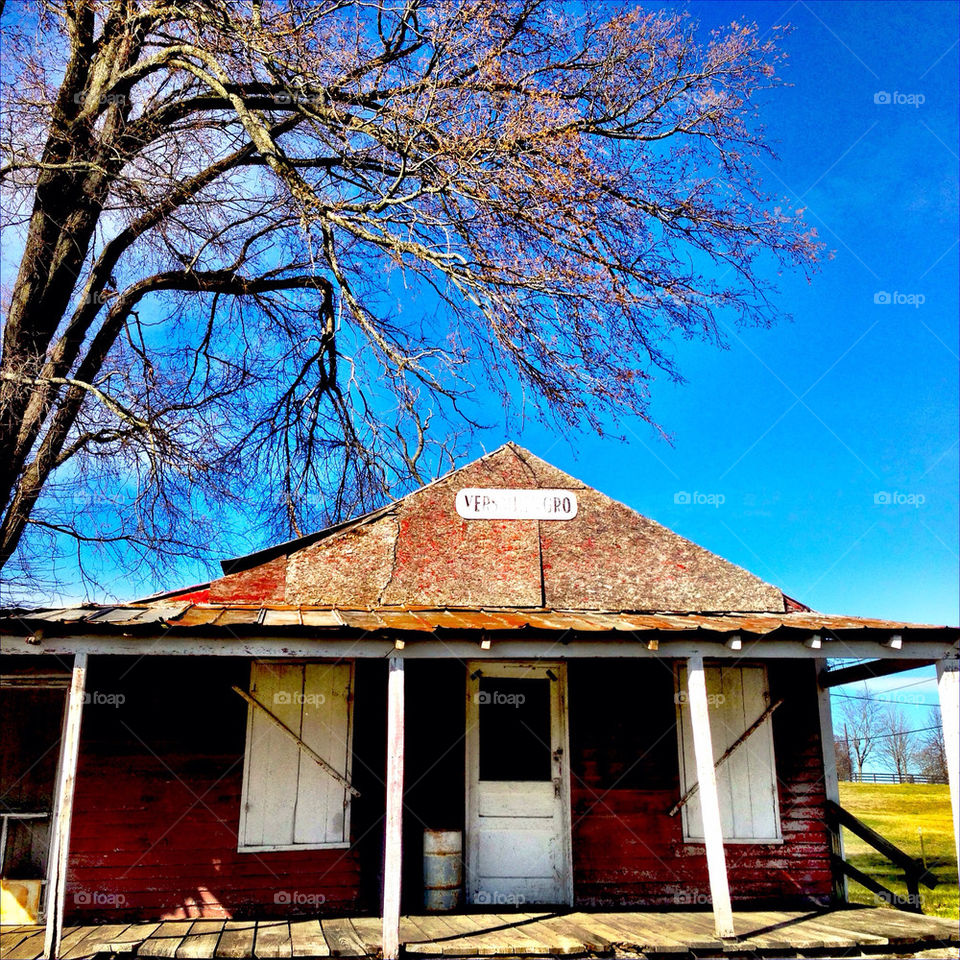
<box><xmin>843</xmin><ymin>772</ymin><xmax>947</xmax><ymax>785</ymax></box>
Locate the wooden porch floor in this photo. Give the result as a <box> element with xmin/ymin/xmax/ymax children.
<box><xmin>2</xmin><ymin>907</ymin><xmax>957</xmax><ymax>959</ymax></box>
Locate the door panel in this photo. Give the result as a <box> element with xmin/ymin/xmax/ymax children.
<box><xmin>477</xmin><ymin>782</ymin><xmax>554</xmax><ymax>818</ymax></box>
<box><xmin>465</xmin><ymin>662</ymin><xmax>572</xmax><ymax>906</ymax></box>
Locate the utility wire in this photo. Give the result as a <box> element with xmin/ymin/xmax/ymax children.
<box><xmin>834</xmin><ymin>724</ymin><xmax>942</xmax><ymax>740</ymax></box>
<box><xmin>833</xmin><ymin>675</ymin><xmax>936</xmax><ymax>695</ymax></box>
<box><xmin>833</xmin><ymin>693</ymin><xmax>939</xmax><ymax>705</ymax></box>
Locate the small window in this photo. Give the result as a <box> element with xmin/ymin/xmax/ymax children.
<box><xmin>478</xmin><ymin>676</ymin><xmax>552</xmax><ymax>781</ymax></box>
<box><xmin>675</xmin><ymin>663</ymin><xmax>781</xmax><ymax>843</ymax></box>
<box><xmin>238</xmin><ymin>661</ymin><xmax>354</xmax><ymax>851</ymax></box>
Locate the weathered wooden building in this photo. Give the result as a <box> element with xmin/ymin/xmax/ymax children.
<box><xmin>1</xmin><ymin>443</ymin><xmax>958</xmax><ymax>959</ymax></box>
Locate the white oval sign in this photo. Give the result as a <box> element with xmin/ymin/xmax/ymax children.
<box><xmin>455</xmin><ymin>488</ymin><xmax>578</xmax><ymax>521</ymax></box>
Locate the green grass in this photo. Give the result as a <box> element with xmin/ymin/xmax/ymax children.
<box><xmin>838</xmin><ymin>782</ymin><xmax>958</xmax><ymax>920</ymax></box>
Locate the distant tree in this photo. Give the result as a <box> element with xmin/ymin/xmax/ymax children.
<box><xmin>917</xmin><ymin>708</ymin><xmax>947</xmax><ymax>783</ymax></box>
<box><xmin>879</xmin><ymin>706</ymin><xmax>917</xmax><ymax>782</ymax></box>
<box><xmin>0</xmin><ymin>0</ymin><xmax>823</xmax><ymax>596</ymax></box>
<box><xmin>839</xmin><ymin>691</ymin><xmax>882</xmax><ymax>780</ymax></box>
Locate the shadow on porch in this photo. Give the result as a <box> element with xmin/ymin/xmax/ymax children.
<box><xmin>2</xmin><ymin>907</ymin><xmax>958</xmax><ymax>959</ymax></box>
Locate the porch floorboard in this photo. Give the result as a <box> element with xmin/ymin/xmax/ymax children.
<box><xmin>1</xmin><ymin>907</ymin><xmax>957</xmax><ymax>959</ymax></box>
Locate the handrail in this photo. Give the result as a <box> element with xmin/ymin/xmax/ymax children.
<box><xmin>826</xmin><ymin>799</ymin><xmax>938</xmax><ymax>913</ymax></box>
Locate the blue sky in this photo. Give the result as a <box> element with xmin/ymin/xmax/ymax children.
<box><xmin>10</xmin><ymin>0</ymin><xmax>956</xmax><ymax>625</ymax></box>
<box><xmin>480</xmin><ymin>0</ymin><xmax>959</xmax><ymax>628</ymax></box>
<box><xmin>485</xmin><ymin>2</ymin><xmax>960</xmax><ymax>771</ymax></box>
<box><xmin>481</xmin><ymin>1</ymin><xmax>957</xmax><ymax>763</ymax></box>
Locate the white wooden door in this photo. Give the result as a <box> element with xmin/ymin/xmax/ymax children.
<box><xmin>465</xmin><ymin>662</ymin><xmax>572</xmax><ymax>906</ymax></box>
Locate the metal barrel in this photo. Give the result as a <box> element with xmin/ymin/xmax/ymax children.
<box><xmin>423</xmin><ymin>829</ymin><xmax>462</xmax><ymax>912</ymax></box>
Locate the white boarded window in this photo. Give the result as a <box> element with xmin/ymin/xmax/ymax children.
<box><xmin>239</xmin><ymin>661</ymin><xmax>354</xmax><ymax>851</ymax></box>
<box><xmin>676</xmin><ymin>663</ymin><xmax>781</xmax><ymax>843</ymax></box>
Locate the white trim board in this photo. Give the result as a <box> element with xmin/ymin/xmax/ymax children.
<box><xmin>2</xmin><ymin>635</ymin><xmax>955</xmax><ymax>660</ymax></box>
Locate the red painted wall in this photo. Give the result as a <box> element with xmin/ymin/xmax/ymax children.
<box><xmin>66</xmin><ymin>657</ymin><xmax>385</xmax><ymax>921</ymax></box>
<box><xmin>62</xmin><ymin>656</ymin><xmax>831</xmax><ymax>921</ymax></box>
<box><xmin>569</xmin><ymin>659</ymin><xmax>833</xmax><ymax>907</ymax></box>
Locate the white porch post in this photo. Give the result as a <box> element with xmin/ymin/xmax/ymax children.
<box><xmin>815</xmin><ymin>658</ymin><xmax>847</xmax><ymax>902</ymax></box>
<box><xmin>936</xmin><ymin>657</ymin><xmax>959</xmax><ymax>867</ymax></box>
<box><xmin>43</xmin><ymin>652</ymin><xmax>88</xmax><ymax>960</ymax></box>
<box><xmin>685</xmin><ymin>654</ymin><xmax>735</xmax><ymax>939</ymax></box>
<box><xmin>382</xmin><ymin>656</ymin><xmax>405</xmax><ymax>960</ymax></box>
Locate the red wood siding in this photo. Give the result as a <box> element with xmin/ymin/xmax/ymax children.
<box><xmin>65</xmin><ymin>658</ymin><xmax>386</xmax><ymax>922</ymax></box>
<box><xmin>569</xmin><ymin>659</ymin><xmax>833</xmax><ymax>907</ymax></box>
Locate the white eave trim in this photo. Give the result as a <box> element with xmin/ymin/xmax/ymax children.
<box><xmin>1</xmin><ymin>633</ymin><xmax>956</xmax><ymax>660</ymax></box>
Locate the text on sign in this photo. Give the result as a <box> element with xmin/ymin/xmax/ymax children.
<box><xmin>455</xmin><ymin>488</ymin><xmax>578</xmax><ymax>520</ymax></box>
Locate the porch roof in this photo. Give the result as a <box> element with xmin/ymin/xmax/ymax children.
<box><xmin>1</xmin><ymin>601</ymin><xmax>955</xmax><ymax>639</ymax></box>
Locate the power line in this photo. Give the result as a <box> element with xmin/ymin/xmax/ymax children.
<box><xmin>833</xmin><ymin>693</ymin><xmax>939</xmax><ymax>706</ymax></box>
<box><xmin>833</xmin><ymin>675</ymin><xmax>936</xmax><ymax>695</ymax></box>
<box><xmin>874</xmin><ymin>676</ymin><xmax>937</xmax><ymax>693</ymax></box>
<box><xmin>835</xmin><ymin>724</ymin><xmax>941</xmax><ymax>741</ymax></box>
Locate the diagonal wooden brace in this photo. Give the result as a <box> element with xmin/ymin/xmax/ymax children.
<box><xmin>232</xmin><ymin>685</ymin><xmax>360</xmax><ymax>797</ymax></box>
<box><xmin>670</xmin><ymin>698</ymin><xmax>783</xmax><ymax>816</ymax></box>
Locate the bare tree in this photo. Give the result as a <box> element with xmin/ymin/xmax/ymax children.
<box><xmin>917</xmin><ymin>708</ymin><xmax>947</xmax><ymax>783</ymax></box>
<box><xmin>0</xmin><ymin>0</ymin><xmax>823</xmax><ymax>596</ymax></box>
<box><xmin>879</xmin><ymin>706</ymin><xmax>917</xmax><ymax>782</ymax></box>
<box><xmin>839</xmin><ymin>692</ymin><xmax>882</xmax><ymax>781</ymax></box>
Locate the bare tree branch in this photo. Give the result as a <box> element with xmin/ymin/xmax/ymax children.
<box><xmin>0</xmin><ymin>0</ymin><xmax>823</xmax><ymax>597</ymax></box>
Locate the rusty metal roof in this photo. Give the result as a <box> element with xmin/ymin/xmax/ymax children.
<box><xmin>0</xmin><ymin>603</ymin><xmax>954</xmax><ymax>638</ymax></box>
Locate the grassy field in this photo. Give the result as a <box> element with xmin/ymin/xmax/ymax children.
<box><xmin>838</xmin><ymin>782</ymin><xmax>958</xmax><ymax>919</ymax></box>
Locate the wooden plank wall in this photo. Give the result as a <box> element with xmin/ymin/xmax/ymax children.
<box><xmin>568</xmin><ymin>659</ymin><xmax>833</xmax><ymax>907</ymax></box>
<box><xmin>64</xmin><ymin>657</ymin><xmax>386</xmax><ymax>922</ymax></box>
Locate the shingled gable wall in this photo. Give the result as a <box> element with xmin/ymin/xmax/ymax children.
<box><xmin>209</xmin><ymin>443</ymin><xmax>787</xmax><ymax>612</ymax></box>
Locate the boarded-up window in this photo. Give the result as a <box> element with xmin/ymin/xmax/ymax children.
<box><xmin>239</xmin><ymin>661</ymin><xmax>354</xmax><ymax>851</ymax></box>
<box><xmin>676</xmin><ymin>663</ymin><xmax>781</xmax><ymax>843</ymax></box>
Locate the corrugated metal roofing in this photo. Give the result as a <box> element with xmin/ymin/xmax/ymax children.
<box><xmin>0</xmin><ymin>603</ymin><xmax>953</xmax><ymax>637</ymax></box>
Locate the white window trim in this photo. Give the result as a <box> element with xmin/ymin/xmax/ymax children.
<box><xmin>238</xmin><ymin>659</ymin><xmax>355</xmax><ymax>853</ymax></box>
<box><xmin>675</xmin><ymin>661</ymin><xmax>782</xmax><ymax>845</ymax></box>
